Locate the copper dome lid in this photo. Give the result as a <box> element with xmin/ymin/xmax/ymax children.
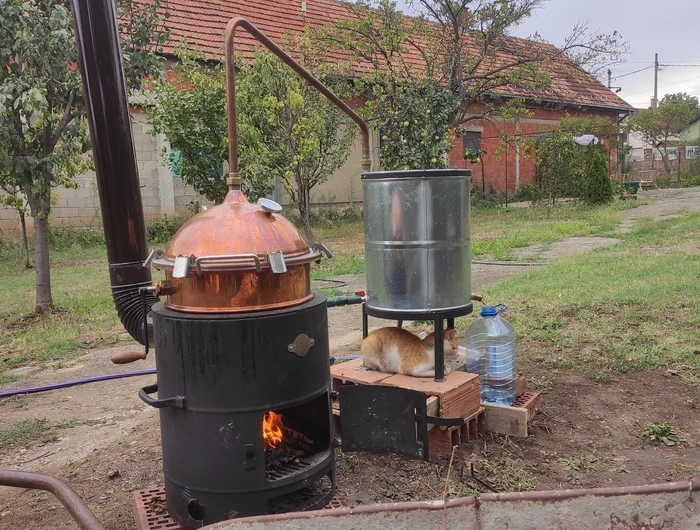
<box><xmin>152</xmin><ymin>188</ymin><xmax>321</xmax><ymax>275</ymax></box>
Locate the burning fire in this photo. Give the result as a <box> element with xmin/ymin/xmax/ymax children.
<box><xmin>262</xmin><ymin>411</ymin><xmax>284</xmax><ymax>450</ymax></box>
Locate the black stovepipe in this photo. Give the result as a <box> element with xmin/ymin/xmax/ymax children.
<box><xmin>71</xmin><ymin>0</ymin><xmax>157</xmax><ymax>344</ymax></box>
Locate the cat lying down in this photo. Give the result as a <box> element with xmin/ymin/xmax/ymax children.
<box><xmin>361</xmin><ymin>327</ymin><xmax>459</xmax><ymax>377</ymax></box>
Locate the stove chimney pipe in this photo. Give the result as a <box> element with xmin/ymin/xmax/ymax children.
<box><xmin>71</xmin><ymin>0</ymin><xmax>156</xmax><ymax>345</ymax></box>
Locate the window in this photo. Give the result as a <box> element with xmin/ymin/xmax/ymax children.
<box><xmin>170</xmin><ymin>149</ymin><xmax>182</xmax><ymax>178</ymax></box>
<box><xmin>463</xmin><ymin>131</ymin><xmax>481</xmax><ymax>157</ymax></box>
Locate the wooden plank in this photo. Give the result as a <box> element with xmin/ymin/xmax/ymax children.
<box><xmin>482</xmin><ymin>391</ymin><xmax>542</xmax><ymax>438</ymax></box>
<box><xmin>330</xmin><ymin>358</ymin><xmax>393</xmax><ymax>386</ymax></box>
<box><xmin>516</xmin><ymin>373</ymin><xmax>528</xmax><ymax>397</ymax></box>
<box><xmin>482</xmin><ymin>402</ymin><xmax>529</xmax><ymax>438</ymax></box>
<box><xmin>426</xmin><ymin>396</ymin><xmax>439</xmax><ymax>432</ymax></box>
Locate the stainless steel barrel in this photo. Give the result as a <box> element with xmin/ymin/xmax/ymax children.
<box><xmin>361</xmin><ymin>169</ymin><xmax>472</xmax><ymax>313</ymax></box>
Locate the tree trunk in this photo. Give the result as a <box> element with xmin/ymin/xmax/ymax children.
<box><xmin>32</xmin><ymin>212</ymin><xmax>53</xmax><ymax>313</ymax></box>
<box><xmin>481</xmin><ymin>158</ymin><xmax>486</xmax><ymax>192</ymax></box>
<box><xmin>298</xmin><ymin>185</ymin><xmax>314</xmax><ymax>245</ymax></box>
<box><xmin>19</xmin><ymin>210</ymin><xmax>32</xmax><ymax>269</ymax></box>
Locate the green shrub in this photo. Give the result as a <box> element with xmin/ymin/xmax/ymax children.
<box><xmin>681</xmin><ymin>175</ymin><xmax>700</xmax><ymax>188</ymax></box>
<box><xmin>49</xmin><ymin>227</ymin><xmax>105</xmax><ymax>249</ymax></box>
<box><xmin>146</xmin><ymin>217</ymin><xmax>186</xmax><ymax>244</ymax></box>
<box><xmin>655</xmin><ymin>177</ymin><xmax>682</xmax><ymax>189</ymax></box>
<box><xmin>286</xmin><ymin>204</ymin><xmax>363</xmax><ymax>228</ymax></box>
<box><xmin>512</xmin><ymin>183</ymin><xmax>543</xmax><ymax>203</ymax></box>
<box><xmin>471</xmin><ymin>184</ymin><xmax>504</xmax><ymax>209</ymax></box>
<box><xmin>584</xmin><ymin>150</ymin><xmax>613</xmax><ymax>205</ymax></box>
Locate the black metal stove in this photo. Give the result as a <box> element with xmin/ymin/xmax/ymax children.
<box><xmin>139</xmin><ymin>297</ymin><xmax>334</xmax><ymax>526</ymax></box>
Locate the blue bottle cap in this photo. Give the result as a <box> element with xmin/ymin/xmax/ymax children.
<box><xmin>481</xmin><ymin>306</ymin><xmax>498</xmax><ymax>317</ymax></box>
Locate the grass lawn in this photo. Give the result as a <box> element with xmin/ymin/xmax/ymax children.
<box><xmin>0</xmin><ymin>200</ymin><xmax>654</xmax><ymax>381</ymax></box>
<box><xmin>472</xmin><ymin>210</ymin><xmax>700</xmax><ymax>383</ymax></box>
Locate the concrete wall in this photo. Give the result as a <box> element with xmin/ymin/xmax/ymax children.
<box><xmin>0</xmin><ymin>109</ymin><xmax>206</xmax><ymax>239</ymax></box>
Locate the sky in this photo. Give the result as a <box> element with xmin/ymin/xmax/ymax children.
<box><xmin>395</xmin><ymin>0</ymin><xmax>700</xmax><ymax>109</ymax></box>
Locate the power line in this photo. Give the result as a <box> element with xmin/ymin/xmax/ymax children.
<box><xmin>618</xmin><ymin>60</ymin><xmax>700</xmax><ymax>64</ymax></box>
<box><xmin>612</xmin><ymin>65</ymin><xmax>654</xmax><ymax>80</ymax></box>
<box><xmin>623</xmin><ymin>74</ymin><xmax>700</xmax><ymax>99</ymax></box>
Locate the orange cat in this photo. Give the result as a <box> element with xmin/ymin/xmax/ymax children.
<box><xmin>361</xmin><ymin>327</ymin><xmax>459</xmax><ymax>377</ymax></box>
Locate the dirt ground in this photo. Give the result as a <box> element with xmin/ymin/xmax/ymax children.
<box><xmin>2</xmin><ymin>188</ymin><xmax>700</xmax><ymax>530</ymax></box>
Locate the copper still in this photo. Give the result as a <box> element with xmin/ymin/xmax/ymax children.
<box><xmin>149</xmin><ymin>189</ymin><xmax>327</xmax><ymax>313</ymax></box>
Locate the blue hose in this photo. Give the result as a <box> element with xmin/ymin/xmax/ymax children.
<box><xmin>0</xmin><ymin>369</ymin><xmax>157</xmax><ymax>399</ymax></box>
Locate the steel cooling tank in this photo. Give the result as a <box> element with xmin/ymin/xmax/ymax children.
<box><xmin>361</xmin><ymin>169</ymin><xmax>472</xmax><ymax>313</ymax></box>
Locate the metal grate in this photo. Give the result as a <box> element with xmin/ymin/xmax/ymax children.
<box><xmin>265</xmin><ymin>450</ymin><xmax>331</xmax><ymax>482</ymax></box>
<box><xmin>266</xmin><ymin>458</ymin><xmax>311</xmax><ymax>481</ymax></box>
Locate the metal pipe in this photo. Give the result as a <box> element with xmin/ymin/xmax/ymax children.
<box><xmin>224</xmin><ymin>17</ymin><xmax>371</xmax><ymax>190</ymax></box>
<box><xmin>71</xmin><ymin>0</ymin><xmax>157</xmax><ymax>346</ymax></box>
<box><xmin>0</xmin><ymin>470</ymin><xmax>105</xmax><ymax>530</ymax></box>
<box><xmin>433</xmin><ymin>318</ymin><xmax>445</xmax><ymax>382</ymax></box>
<box><xmin>326</xmin><ymin>295</ymin><xmax>364</xmax><ymax>307</ymax></box>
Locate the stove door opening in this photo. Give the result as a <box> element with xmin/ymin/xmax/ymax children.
<box><xmin>263</xmin><ymin>392</ymin><xmax>331</xmax><ymax>482</ymax></box>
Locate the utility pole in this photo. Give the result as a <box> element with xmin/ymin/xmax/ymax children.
<box><xmin>652</xmin><ymin>53</ymin><xmax>659</xmax><ymax>109</ymax></box>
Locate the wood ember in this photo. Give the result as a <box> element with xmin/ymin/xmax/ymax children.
<box><xmin>265</xmin><ymin>423</ymin><xmax>314</xmax><ymax>468</ymax></box>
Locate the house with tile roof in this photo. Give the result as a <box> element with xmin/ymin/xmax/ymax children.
<box><xmin>0</xmin><ymin>0</ymin><xmax>635</xmax><ymax>237</ymax></box>
<box><xmin>159</xmin><ymin>0</ymin><xmax>634</xmax><ymax>199</ymax></box>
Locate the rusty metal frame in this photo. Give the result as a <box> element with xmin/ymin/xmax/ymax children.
<box><xmin>224</xmin><ymin>17</ymin><xmax>372</xmax><ymax>188</ymax></box>
<box><xmin>0</xmin><ymin>469</ymin><xmax>105</xmax><ymax>530</ymax></box>
<box><xmin>203</xmin><ymin>477</ymin><xmax>700</xmax><ymax>528</ymax></box>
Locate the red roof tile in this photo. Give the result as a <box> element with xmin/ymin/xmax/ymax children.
<box><xmin>155</xmin><ymin>0</ymin><xmax>633</xmax><ymax>111</ymax></box>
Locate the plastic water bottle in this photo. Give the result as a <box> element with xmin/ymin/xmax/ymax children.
<box><xmin>464</xmin><ymin>305</ymin><xmax>516</xmax><ymax>405</ymax></box>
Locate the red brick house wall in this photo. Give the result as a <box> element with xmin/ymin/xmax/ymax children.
<box><xmin>447</xmin><ymin>105</ymin><xmax>620</xmax><ymax>195</ymax></box>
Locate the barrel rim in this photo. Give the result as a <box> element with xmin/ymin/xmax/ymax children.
<box><xmin>361</xmin><ymin>168</ymin><xmax>472</xmax><ymax>180</ymax></box>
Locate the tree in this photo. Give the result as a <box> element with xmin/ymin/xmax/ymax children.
<box><xmin>0</xmin><ymin>0</ymin><xmax>168</xmax><ymax>313</ymax></box>
<box><xmin>659</xmin><ymin>92</ymin><xmax>699</xmax><ymax>116</ymax></box>
<box><xmin>533</xmin><ymin>131</ymin><xmax>585</xmax><ymax>216</ymax></box>
<box><xmin>149</xmin><ymin>45</ymin><xmax>356</xmax><ymax>242</ymax></box>
<box><xmin>328</xmin><ymin>0</ymin><xmax>627</xmax><ymax>145</ymax></box>
<box><xmin>324</xmin><ymin>1</ymin><xmax>461</xmax><ymax>170</ymax></box>
<box><xmin>584</xmin><ymin>149</ymin><xmax>612</xmax><ymax>205</ymax></box>
<box><xmin>532</xmin><ymin>116</ymin><xmax>616</xmax><ymax>212</ymax></box>
<box><xmin>239</xmin><ymin>51</ymin><xmax>356</xmax><ymax>242</ymax></box>
<box><xmin>0</xmin><ymin>184</ymin><xmax>32</xmax><ymax>269</ymax></box>
<box><xmin>627</xmin><ymin>93</ymin><xmax>699</xmax><ymax>177</ymax></box>
<box><xmin>148</xmin><ymin>54</ymin><xmax>233</xmax><ymax>204</ymax></box>
<box><xmin>371</xmin><ymin>81</ymin><xmax>461</xmax><ymax>170</ymax></box>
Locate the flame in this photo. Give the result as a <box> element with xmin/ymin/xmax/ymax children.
<box><xmin>262</xmin><ymin>411</ymin><xmax>284</xmax><ymax>450</ymax></box>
